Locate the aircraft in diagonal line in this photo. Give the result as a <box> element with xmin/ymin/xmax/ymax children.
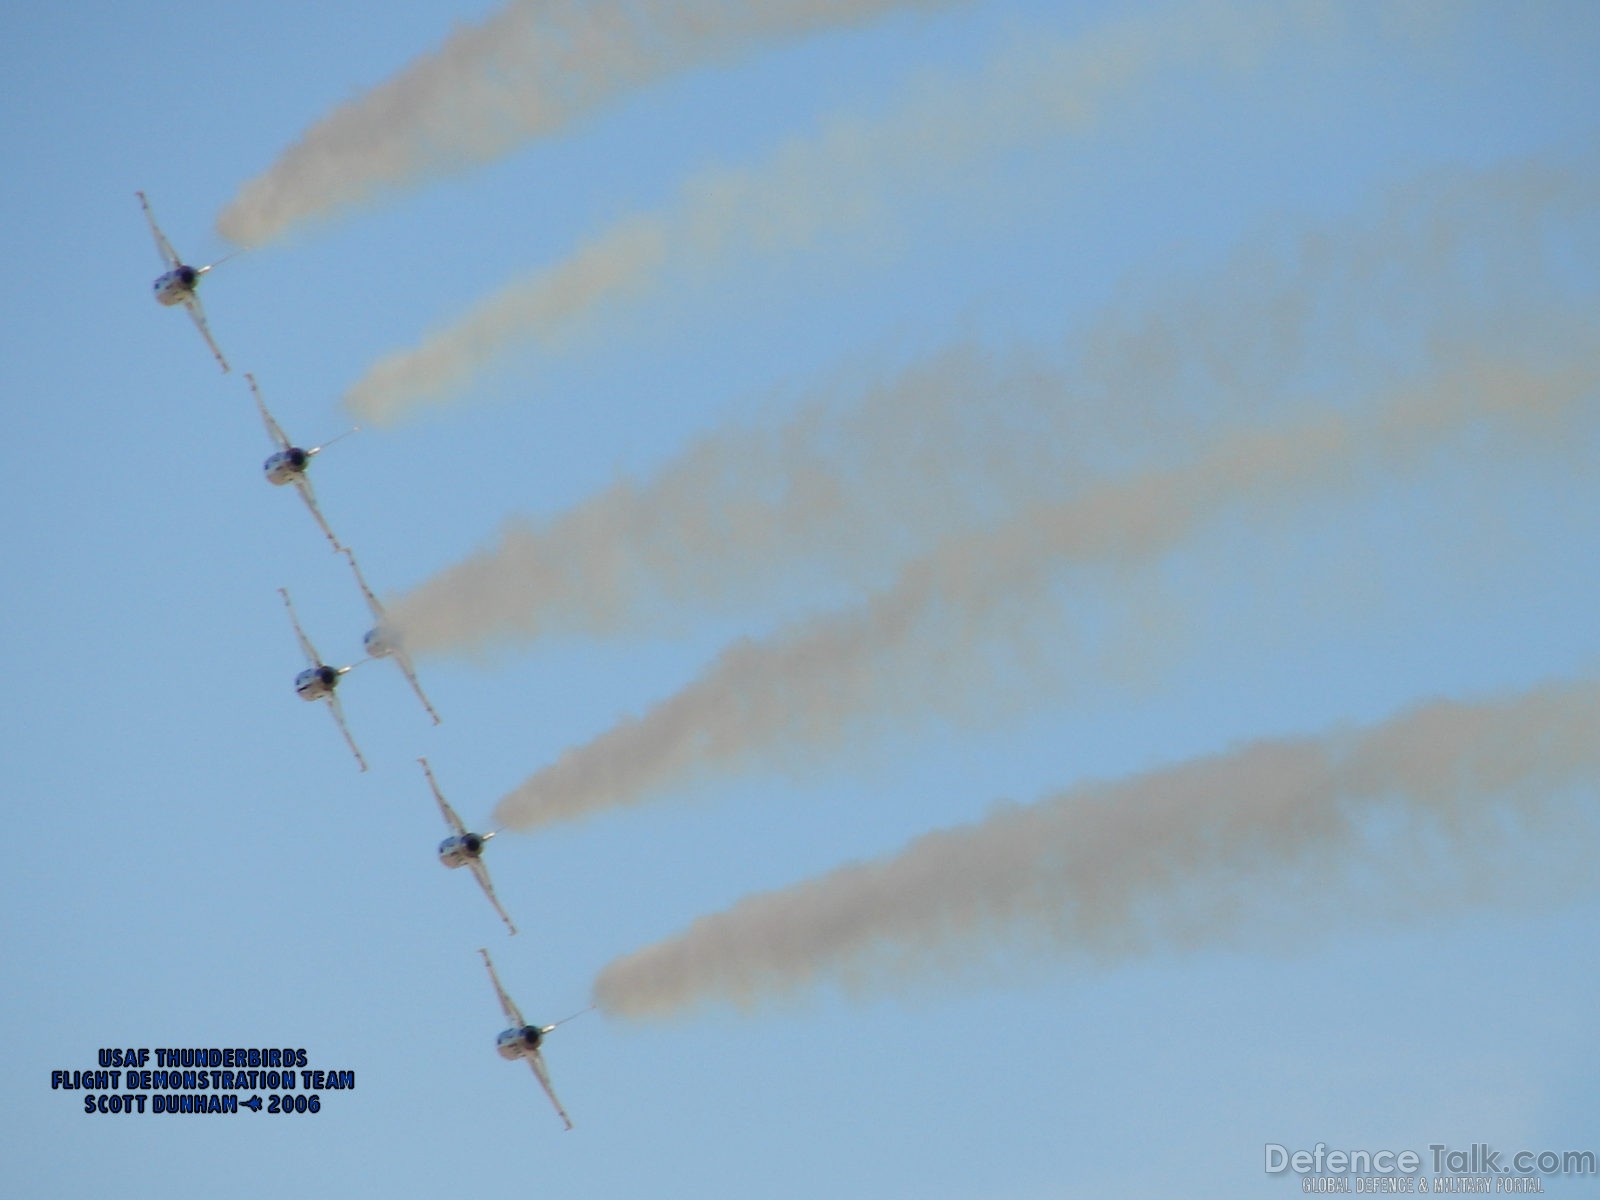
<box><xmin>247</xmin><ymin>373</ymin><xmax>356</xmax><ymax>552</ymax></box>
<box><xmin>420</xmin><ymin>758</ymin><xmax>516</xmax><ymax>935</ymax></box>
<box><xmin>279</xmin><ymin>587</ymin><xmax>367</xmax><ymax>772</ymax></box>
<box><xmin>479</xmin><ymin>947</ymin><xmax>579</xmax><ymax>1131</ymax></box>
<box><xmin>343</xmin><ymin>548</ymin><xmax>441</xmax><ymax>725</ymax></box>
<box><xmin>137</xmin><ymin>191</ymin><xmax>232</xmax><ymax>373</ymax></box>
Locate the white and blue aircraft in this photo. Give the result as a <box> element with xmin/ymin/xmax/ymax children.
<box><xmin>248</xmin><ymin>374</ymin><xmax>354</xmax><ymax>552</ymax></box>
<box><xmin>279</xmin><ymin>588</ymin><xmax>367</xmax><ymax>772</ymax></box>
<box><xmin>137</xmin><ymin>191</ymin><xmax>230</xmax><ymax>373</ymax></box>
<box><xmin>479</xmin><ymin>947</ymin><xmax>574</xmax><ymax>1131</ymax></box>
<box><xmin>344</xmin><ymin>548</ymin><xmax>441</xmax><ymax>724</ymax></box>
<box><xmin>420</xmin><ymin>758</ymin><xmax>516</xmax><ymax>935</ymax></box>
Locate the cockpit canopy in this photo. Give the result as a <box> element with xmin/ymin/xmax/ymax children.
<box><xmin>264</xmin><ymin>448</ymin><xmax>310</xmax><ymax>485</ymax></box>
<box><xmin>438</xmin><ymin>833</ymin><xmax>485</xmax><ymax>866</ymax></box>
<box><xmin>294</xmin><ymin>665</ymin><xmax>338</xmax><ymax>697</ymax></box>
<box><xmin>153</xmin><ymin>267</ymin><xmax>199</xmax><ymax>306</ymax></box>
<box><xmin>495</xmin><ymin>1025</ymin><xmax>542</xmax><ymax>1059</ymax></box>
<box><xmin>363</xmin><ymin>623</ymin><xmax>399</xmax><ymax>658</ymax></box>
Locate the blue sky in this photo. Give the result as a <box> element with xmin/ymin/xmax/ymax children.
<box><xmin>5</xmin><ymin>2</ymin><xmax>1599</xmax><ymax>1196</ymax></box>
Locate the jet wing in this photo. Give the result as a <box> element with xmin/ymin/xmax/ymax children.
<box><xmin>325</xmin><ymin>690</ymin><xmax>368</xmax><ymax>773</ymax></box>
<box><xmin>394</xmin><ymin>649</ymin><xmax>442</xmax><ymax>725</ymax></box>
<box><xmin>136</xmin><ymin>191</ymin><xmax>180</xmax><ymax>268</ymax></box>
<box><xmin>528</xmin><ymin>1049</ymin><xmax>573</xmax><ymax>1131</ymax></box>
<box><xmin>479</xmin><ymin>948</ymin><xmax>525</xmax><ymax>1028</ymax></box>
<box><xmin>419</xmin><ymin>758</ymin><xmax>467</xmax><ymax>836</ymax></box>
<box><xmin>182</xmin><ymin>293</ymin><xmax>230</xmax><ymax>373</ymax></box>
<box><xmin>292</xmin><ymin>474</ymin><xmax>344</xmax><ymax>551</ymax></box>
<box><xmin>246</xmin><ymin>373</ymin><xmax>291</xmax><ymax>450</ymax></box>
<box><xmin>342</xmin><ymin>548</ymin><xmax>386</xmax><ymax>622</ymax></box>
<box><xmin>468</xmin><ymin>857</ymin><xmax>518</xmax><ymax>936</ymax></box>
<box><xmin>279</xmin><ymin>588</ymin><xmax>323</xmax><ymax>670</ymax></box>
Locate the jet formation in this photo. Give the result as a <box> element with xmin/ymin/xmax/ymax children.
<box><xmin>142</xmin><ymin>193</ymin><xmax>581</xmax><ymax>1129</ymax></box>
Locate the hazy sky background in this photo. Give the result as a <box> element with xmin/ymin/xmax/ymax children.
<box><xmin>5</xmin><ymin>2</ymin><xmax>1599</xmax><ymax>1197</ymax></box>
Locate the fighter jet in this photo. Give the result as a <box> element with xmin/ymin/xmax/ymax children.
<box><xmin>479</xmin><ymin>948</ymin><xmax>575</xmax><ymax>1131</ymax></box>
<box><xmin>248</xmin><ymin>373</ymin><xmax>354</xmax><ymax>552</ymax></box>
<box><xmin>420</xmin><ymin>758</ymin><xmax>516</xmax><ymax>935</ymax></box>
<box><xmin>137</xmin><ymin>191</ymin><xmax>231</xmax><ymax>373</ymax></box>
<box><xmin>280</xmin><ymin>588</ymin><xmax>367</xmax><ymax>771</ymax></box>
<box><xmin>343</xmin><ymin>548</ymin><xmax>441</xmax><ymax>724</ymax></box>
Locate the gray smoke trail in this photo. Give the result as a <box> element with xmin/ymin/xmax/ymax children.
<box><xmin>594</xmin><ymin>676</ymin><xmax>1600</xmax><ymax>1017</ymax></box>
<box><xmin>342</xmin><ymin>0</ymin><xmax>1339</xmax><ymax>424</ymax></box>
<box><xmin>385</xmin><ymin>151</ymin><xmax>1599</xmax><ymax>656</ymax></box>
<box><xmin>490</xmin><ymin>345</ymin><xmax>1600</xmax><ymax>831</ymax></box>
<box><xmin>386</xmin><ymin>346</ymin><xmax>1106</xmax><ymax>654</ymax></box>
<box><xmin>217</xmin><ymin>0</ymin><xmax>958</xmax><ymax>247</ymax></box>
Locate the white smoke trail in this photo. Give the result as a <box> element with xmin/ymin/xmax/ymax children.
<box><xmin>384</xmin><ymin>151</ymin><xmax>1599</xmax><ymax>656</ymax></box>
<box><xmin>341</xmin><ymin>0</ymin><xmax>1344</xmax><ymax>424</ymax></box>
<box><xmin>217</xmin><ymin>0</ymin><xmax>958</xmax><ymax>247</ymax></box>
<box><xmin>490</xmin><ymin>344</ymin><xmax>1600</xmax><ymax>832</ymax></box>
<box><xmin>593</xmin><ymin>676</ymin><xmax>1600</xmax><ymax>1017</ymax></box>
